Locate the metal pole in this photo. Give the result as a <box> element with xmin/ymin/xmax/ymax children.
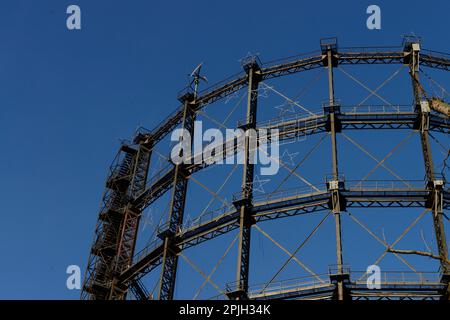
<box><xmin>408</xmin><ymin>44</ymin><xmax>449</xmax><ymax>286</ymax></box>
<box><xmin>234</xmin><ymin>62</ymin><xmax>259</xmax><ymax>299</ymax></box>
<box><xmin>326</xmin><ymin>47</ymin><xmax>345</xmax><ymax>300</ymax></box>
<box><xmin>158</xmin><ymin>96</ymin><xmax>196</xmax><ymax>300</ymax></box>
<box><xmin>110</xmin><ymin>141</ymin><xmax>153</xmax><ymax>299</ymax></box>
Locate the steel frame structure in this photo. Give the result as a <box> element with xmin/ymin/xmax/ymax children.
<box><xmin>81</xmin><ymin>38</ymin><xmax>450</xmax><ymax>300</ymax></box>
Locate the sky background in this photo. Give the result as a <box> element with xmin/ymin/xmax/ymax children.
<box><xmin>0</xmin><ymin>0</ymin><xmax>449</xmax><ymax>299</ymax></box>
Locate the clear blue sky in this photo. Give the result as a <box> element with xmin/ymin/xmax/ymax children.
<box><xmin>0</xmin><ymin>0</ymin><xmax>448</xmax><ymax>299</ymax></box>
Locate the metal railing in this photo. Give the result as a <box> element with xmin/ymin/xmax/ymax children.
<box><xmin>261</xmin><ymin>50</ymin><xmax>322</xmax><ymax>68</ymax></box>
<box><xmin>422</xmin><ymin>48</ymin><xmax>450</xmax><ymax>60</ymax></box>
<box><xmin>182</xmin><ymin>204</ymin><xmax>236</xmax><ymax>232</ymax></box>
<box><xmin>256</xmin><ymin>110</ymin><xmax>324</xmax><ymax>130</ymax></box>
<box><xmin>256</xmin><ymin>104</ymin><xmax>416</xmax><ymax>132</ymax></box>
<box><xmin>328</xmin><ymin>264</ymin><xmax>351</xmax><ymax>275</ymax></box>
<box><xmin>249</xmin><ymin>185</ymin><xmax>328</xmax><ymax>204</ymax></box>
<box><xmin>231</xmin><ymin>180</ymin><xmax>429</xmax><ymax>206</ymax></box>
<box><xmin>142</xmin><ymin>162</ymin><xmax>173</xmax><ymax>191</ymax></box>
<box><xmin>351</xmin><ymin>271</ymin><xmax>443</xmax><ymax>286</ymax></box>
<box><xmin>341</xmin><ymin>104</ymin><xmax>414</xmax><ymax>114</ymax></box>
<box><xmin>346</xmin><ymin>179</ymin><xmax>426</xmax><ymax>191</ymax></box>
<box><xmin>133</xmin><ymin>238</ymin><xmax>162</xmax><ymax>263</ymax></box>
<box><xmin>224</xmin><ymin>274</ymin><xmax>332</xmax><ymax>298</ymax></box>
<box><xmin>339</xmin><ymin>45</ymin><xmax>403</xmax><ymax>52</ymax></box>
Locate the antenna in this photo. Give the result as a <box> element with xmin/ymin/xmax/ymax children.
<box><xmin>189</xmin><ymin>62</ymin><xmax>208</xmax><ymax>98</ymax></box>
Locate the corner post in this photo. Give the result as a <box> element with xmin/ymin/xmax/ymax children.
<box><xmin>110</xmin><ymin>137</ymin><xmax>154</xmax><ymax>299</ymax></box>
<box><xmin>405</xmin><ymin>40</ymin><xmax>449</xmax><ymax>296</ymax></box>
<box><xmin>321</xmin><ymin>38</ymin><xmax>346</xmax><ymax>300</ymax></box>
<box><xmin>229</xmin><ymin>56</ymin><xmax>261</xmax><ymax>300</ymax></box>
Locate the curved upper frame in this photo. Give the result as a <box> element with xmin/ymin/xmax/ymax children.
<box><xmin>134</xmin><ymin>46</ymin><xmax>450</xmax><ymax>146</ymax></box>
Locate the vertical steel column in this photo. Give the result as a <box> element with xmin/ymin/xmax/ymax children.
<box><xmin>326</xmin><ymin>46</ymin><xmax>345</xmax><ymax>300</ymax></box>
<box><xmin>233</xmin><ymin>61</ymin><xmax>260</xmax><ymax>300</ymax></box>
<box><xmin>408</xmin><ymin>44</ymin><xmax>449</xmax><ymax>283</ymax></box>
<box><xmin>110</xmin><ymin>140</ymin><xmax>153</xmax><ymax>299</ymax></box>
<box><xmin>158</xmin><ymin>95</ymin><xmax>196</xmax><ymax>300</ymax></box>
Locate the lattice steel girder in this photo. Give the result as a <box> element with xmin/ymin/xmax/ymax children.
<box><xmin>254</xmin><ymin>203</ymin><xmax>330</xmax><ymax>221</ymax></box>
<box><xmin>158</xmin><ymin>238</ymin><xmax>181</xmax><ymax>300</ymax></box>
<box><xmin>260</xmin><ymin>55</ymin><xmax>324</xmax><ymax>79</ymax></box>
<box><xmin>347</xmin><ymin>200</ymin><xmax>427</xmax><ymax>208</ymax></box>
<box><xmin>197</xmin><ymin>76</ymin><xmax>248</xmax><ymax>106</ymax></box>
<box><xmin>260</xmin><ymin>115</ymin><xmax>328</xmax><ymax>139</ymax></box>
<box><xmin>108</xmin><ymin>140</ymin><xmax>153</xmax><ymax>300</ymax></box>
<box><xmin>129</xmin><ymin>143</ymin><xmax>153</xmax><ymax>197</ymax></box>
<box><xmin>347</xmin><ymin>284</ymin><xmax>446</xmax><ymax>301</ymax></box>
<box><xmin>353</xmin><ymin>296</ymin><xmax>441</xmax><ymax>301</ymax></box>
<box><xmin>339</xmin><ymin>113</ymin><xmax>417</xmax><ymax>128</ymax></box>
<box><xmin>429</xmin><ymin>115</ymin><xmax>450</xmax><ymax>133</ymax></box>
<box><xmin>347</xmin><ymin>284</ymin><xmax>446</xmax><ymax>291</ymax></box>
<box><xmin>421</xmin><ymin>53</ymin><xmax>450</xmax><ymax>70</ymax></box>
